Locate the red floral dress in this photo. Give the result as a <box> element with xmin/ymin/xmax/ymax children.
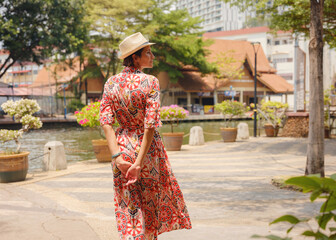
<box><xmin>99</xmin><ymin>67</ymin><xmax>192</xmax><ymax>240</ymax></box>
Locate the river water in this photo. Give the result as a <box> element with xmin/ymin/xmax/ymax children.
<box><xmin>1</xmin><ymin>121</ymin><xmax>257</xmax><ymax>172</ymax></box>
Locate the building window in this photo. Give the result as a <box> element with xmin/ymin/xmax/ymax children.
<box><xmin>273</xmin><ymin>58</ymin><xmax>293</xmax><ymax>64</ymax></box>
<box><xmin>274</xmin><ymin>40</ymin><xmax>280</xmax><ymax>45</ymax></box>
<box><xmin>267</xmin><ymin>39</ymin><xmax>271</xmax><ymax>44</ymax></box>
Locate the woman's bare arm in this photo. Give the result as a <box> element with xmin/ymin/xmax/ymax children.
<box><xmin>102</xmin><ymin>124</ymin><xmax>132</xmax><ymax>175</ymax></box>
<box><xmin>102</xmin><ymin>124</ymin><xmax>119</xmax><ymax>155</ymax></box>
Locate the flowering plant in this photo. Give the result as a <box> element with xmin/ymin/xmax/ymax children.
<box><xmin>160</xmin><ymin>105</ymin><xmax>189</xmax><ymax>133</ymax></box>
<box><xmin>0</xmin><ymin>99</ymin><xmax>43</xmax><ymax>153</ymax></box>
<box><xmin>75</xmin><ymin>101</ymin><xmax>101</xmax><ymax>128</ymax></box>
<box><xmin>215</xmin><ymin>100</ymin><xmax>249</xmax><ymax>128</ymax></box>
<box><xmin>254</xmin><ymin>100</ymin><xmax>288</xmax><ymax>128</ymax></box>
<box><xmin>74</xmin><ymin>101</ymin><xmax>118</xmax><ymax>138</ymax></box>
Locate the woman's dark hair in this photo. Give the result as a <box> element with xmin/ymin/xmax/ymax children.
<box><xmin>122</xmin><ymin>48</ymin><xmax>144</xmax><ymax>67</ymax></box>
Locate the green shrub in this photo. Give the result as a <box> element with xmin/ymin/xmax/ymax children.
<box><xmin>253</xmin><ymin>174</ymin><xmax>336</xmax><ymax>240</ymax></box>
<box><xmin>67</xmin><ymin>99</ymin><xmax>85</xmax><ymax>113</ymax></box>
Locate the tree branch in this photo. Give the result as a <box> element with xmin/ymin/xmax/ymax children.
<box><xmin>0</xmin><ymin>59</ymin><xmax>16</xmax><ymax>80</ymax></box>
<box><xmin>0</xmin><ymin>55</ymin><xmax>11</xmax><ymax>73</ymax></box>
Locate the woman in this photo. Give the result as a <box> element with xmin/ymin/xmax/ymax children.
<box><xmin>99</xmin><ymin>32</ymin><xmax>192</xmax><ymax>240</ymax></box>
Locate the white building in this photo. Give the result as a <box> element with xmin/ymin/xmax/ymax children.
<box><xmin>204</xmin><ymin>26</ymin><xmax>336</xmax><ymax>109</ymax></box>
<box><xmin>176</xmin><ymin>0</ymin><xmax>248</xmax><ymax>32</ymax></box>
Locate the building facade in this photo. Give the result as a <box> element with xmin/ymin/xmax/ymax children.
<box><xmin>176</xmin><ymin>0</ymin><xmax>248</xmax><ymax>32</ymax></box>
<box><xmin>0</xmin><ymin>50</ymin><xmax>43</xmax><ymax>86</ymax></box>
<box><xmin>158</xmin><ymin>39</ymin><xmax>293</xmax><ymax>113</ymax></box>
<box><xmin>204</xmin><ymin>27</ymin><xmax>336</xmax><ymax>109</ymax></box>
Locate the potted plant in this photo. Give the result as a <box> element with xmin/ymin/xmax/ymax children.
<box><xmin>160</xmin><ymin>105</ymin><xmax>189</xmax><ymax>151</ymax></box>
<box><xmin>0</xmin><ymin>99</ymin><xmax>43</xmax><ymax>183</ymax></box>
<box><xmin>256</xmin><ymin>100</ymin><xmax>288</xmax><ymax>137</ymax></box>
<box><xmin>215</xmin><ymin>100</ymin><xmax>249</xmax><ymax>142</ymax></box>
<box><xmin>75</xmin><ymin>101</ymin><xmax>118</xmax><ymax>162</ymax></box>
<box><xmin>324</xmin><ymin>85</ymin><xmax>335</xmax><ymax>138</ymax></box>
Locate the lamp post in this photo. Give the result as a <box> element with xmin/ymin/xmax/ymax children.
<box><xmin>251</xmin><ymin>42</ymin><xmax>260</xmax><ymax>137</ymax></box>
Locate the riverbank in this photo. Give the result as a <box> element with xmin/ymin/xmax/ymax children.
<box><xmin>1</xmin><ymin>137</ymin><xmax>336</xmax><ymax>240</ymax></box>
<box><xmin>0</xmin><ymin>113</ymin><xmax>252</xmax><ymax>127</ymax></box>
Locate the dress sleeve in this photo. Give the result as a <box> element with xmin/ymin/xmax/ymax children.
<box><xmin>144</xmin><ymin>76</ymin><xmax>162</xmax><ymax>129</ymax></box>
<box><xmin>99</xmin><ymin>82</ymin><xmax>115</xmax><ymax>126</ymax></box>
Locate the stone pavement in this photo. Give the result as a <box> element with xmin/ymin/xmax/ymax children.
<box><xmin>1</xmin><ymin>137</ymin><xmax>336</xmax><ymax>240</ymax></box>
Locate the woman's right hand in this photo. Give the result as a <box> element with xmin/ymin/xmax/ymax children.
<box><xmin>115</xmin><ymin>156</ymin><xmax>132</xmax><ymax>175</ymax></box>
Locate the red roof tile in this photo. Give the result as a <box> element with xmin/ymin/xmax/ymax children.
<box><xmin>259</xmin><ymin>74</ymin><xmax>294</xmax><ymax>93</ymax></box>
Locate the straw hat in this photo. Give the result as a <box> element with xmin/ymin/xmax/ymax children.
<box><xmin>119</xmin><ymin>32</ymin><xmax>155</xmax><ymax>59</ymax></box>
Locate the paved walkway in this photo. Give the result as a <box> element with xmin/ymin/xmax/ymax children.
<box><xmin>1</xmin><ymin>137</ymin><xmax>336</xmax><ymax>240</ymax></box>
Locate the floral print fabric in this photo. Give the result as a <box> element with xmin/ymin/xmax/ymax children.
<box><xmin>100</xmin><ymin>67</ymin><xmax>192</xmax><ymax>240</ymax></box>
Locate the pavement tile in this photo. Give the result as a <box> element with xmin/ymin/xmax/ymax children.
<box><xmin>0</xmin><ymin>137</ymin><xmax>336</xmax><ymax>240</ymax></box>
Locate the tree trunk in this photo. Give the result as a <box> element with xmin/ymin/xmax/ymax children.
<box><xmin>305</xmin><ymin>0</ymin><xmax>325</xmax><ymax>176</ymax></box>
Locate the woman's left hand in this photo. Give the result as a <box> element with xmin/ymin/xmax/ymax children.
<box><xmin>125</xmin><ymin>163</ymin><xmax>141</xmax><ymax>186</ymax></box>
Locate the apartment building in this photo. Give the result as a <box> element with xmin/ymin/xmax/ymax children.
<box><xmin>176</xmin><ymin>0</ymin><xmax>248</xmax><ymax>32</ymax></box>
<box><xmin>0</xmin><ymin>50</ymin><xmax>44</xmax><ymax>86</ymax></box>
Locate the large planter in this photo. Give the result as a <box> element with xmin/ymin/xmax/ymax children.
<box><xmin>0</xmin><ymin>151</ymin><xmax>29</xmax><ymax>183</ymax></box>
<box><xmin>162</xmin><ymin>132</ymin><xmax>184</xmax><ymax>151</ymax></box>
<box><xmin>220</xmin><ymin>128</ymin><xmax>237</xmax><ymax>142</ymax></box>
<box><xmin>91</xmin><ymin>139</ymin><xmax>111</xmax><ymax>163</ymax></box>
<box><xmin>264</xmin><ymin>124</ymin><xmax>279</xmax><ymax>137</ymax></box>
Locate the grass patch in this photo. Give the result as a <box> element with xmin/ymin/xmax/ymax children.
<box><xmin>271</xmin><ymin>176</ymin><xmax>303</xmax><ymax>192</ymax></box>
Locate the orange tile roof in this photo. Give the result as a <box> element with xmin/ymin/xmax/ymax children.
<box><xmin>178</xmin><ymin>71</ymin><xmax>229</xmax><ymax>92</ymax></box>
<box><xmin>178</xmin><ymin>38</ymin><xmax>293</xmax><ymax>94</ymax></box>
<box><xmin>206</xmin><ymin>38</ymin><xmax>276</xmax><ymax>73</ymax></box>
<box><xmin>259</xmin><ymin>74</ymin><xmax>294</xmax><ymax>93</ymax></box>
<box><xmin>31</xmin><ymin>57</ymin><xmax>83</xmax><ymax>87</ymax></box>
<box><xmin>203</xmin><ymin>26</ymin><xmax>291</xmax><ymax>38</ymax></box>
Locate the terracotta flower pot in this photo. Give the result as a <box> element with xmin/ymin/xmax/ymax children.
<box><xmin>220</xmin><ymin>128</ymin><xmax>237</xmax><ymax>142</ymax></box>
<box><xmin>0</xmin><ymin>151</ymin><xmax>29</xmax><ymax>183</ymax></box>
<box><xmin>162</xmin><ymin>132</ymin><xmax>184</xmax><ymax>151</ymax></box>
<box><xmin>264</xmin><ymin>124</ymin><xmax>279</xmax><ymax>137</ymax></box>
<box><xmin>91</xmin><ymin>139</ymin><xmax>111</xmax><ymax>163</ymax></box>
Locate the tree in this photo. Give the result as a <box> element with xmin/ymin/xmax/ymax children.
<box><xmin>0</xmin><ymin>0</ymin><xmax>88</xmax><ymax>80</ymax></box>
<box><xmin>213</xmin><ymin>50</ymin><xmax>244</xmax><ymax>104</ymax></box>
<box><xmin>85</xmin><ymin>0</ymin><xmax>216</xmax><ymax>84</ymax></box>
<box><xmin>224</xmin><ymin>0</ymin><xmax>335</xmax><ymax>176</ymax></box>
<box><xmin>85</xmin><ymin>0</ymin><xmax>151</xmax><ymax>80</ymax></box>
<box><xmin>136</xmin><ymin>0</ymin><xmax>216</xmax><ymax>82</ymax></box>
<box><xmin>306</xmin><ymin>0</ymin><xmax>325</xmax><ymax>176</ymax></box>
<box><xmin>223</xmin><ymin>0</ymin><xmax>336</xmax><ymax>47</ymax></box>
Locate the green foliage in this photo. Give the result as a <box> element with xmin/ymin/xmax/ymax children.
<box><xmin>67</xmin><ymin>99</ymin><xmax>85</xmax><ymax>113</ymax></box>
<box><xmin>253</xmin><ymin>174</ymin><xmax>336</xmax><ymax>239</ymax></box>
<box><xmin>160</xmin><ymin>105</ymin><xmax>189</xmax><ymax>133</ymax></box>
<box><xmin>255</xmin><ymin>100</ymin><xmax>288</xmax><ymax>128</ymax></box>
<box><xmin>215</xmin><ymin>100</ymin><xmax>249</xmax><ymax>127</ymax></box>
<box><xmin>0</xmin><ymin>0</ymin><xmax>88</xmax><ymax>78</ymax></box>
<box><xmin>85</xmin><ymin>0</ymin><xmax>216</xmax><ymax>83</ymax></box>
<box><xmin>74</xmin><ymin>101</ymin><xmax>119</xmax><ymax>130</ymax></box>
<box><xmin>214</xmin><ymin>50</ymin><xmax>244</xmax><ymax>87</ymax></box>
<box><xmin>75</xmin><ymin>101</ymin><xmax>101</xmax><ymax>128</ymax></box>
<box><xmin>140</xmin><ymin>0</ymin><xmax>216</xmax><ymax>81</ymax></box>
<box><xmin>85</xmin><ymin>0</ymin><xmax>150</xmax><ymax>79</ymax></box>
<box><xmin>324</xmin><ymin>85</ymin><xmax>336</xmax><ymax>125</ymax></box>
<box><xmin>223</xmin><ymin>0</ymin><xmax>336</xmax><ymax>49</ymax></box>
